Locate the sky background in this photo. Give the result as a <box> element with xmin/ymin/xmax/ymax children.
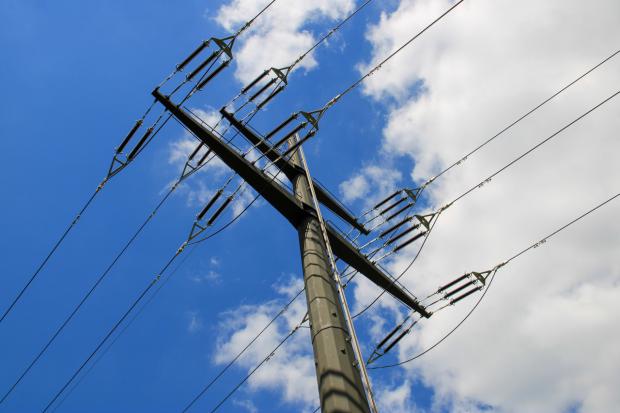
<box><xmin>1</xmin><ymin>1</ymin><xmax>619</xmax><ymax>413</ymax></box>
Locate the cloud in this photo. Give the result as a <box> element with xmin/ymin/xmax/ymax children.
<box><xmin>339</xmin><ymin>165</ymin><xmax>403</xmax><ymax>205</ymax></box>
<box><xmin>349</xmin><ymin>0</ymin><xmax>620</xmax><ymax>412</ymax></box>
<box><xmin>187</xmin><ymin>311</ymin><xmax>204</xmax><ymax>333</ymax></box>
<box><xmin>214</xmin><ymin>0</ymin><xmax>355</xmax><ymax>84</ymax></box>
<box><xmin>212</xmin><ymin>276</ymin><xmax>318</xmax><ymax>410</ymax></box>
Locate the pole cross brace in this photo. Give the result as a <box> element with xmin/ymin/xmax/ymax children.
<box><xmin>153</xmin><ymin>89</ymin><xmax>429</xmax><ymax>317</ymax></box>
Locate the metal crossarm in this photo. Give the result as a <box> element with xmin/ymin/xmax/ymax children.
<box><xmin>221</xmin><ymin>108</ymin><xmax>369</xmax><ymax>234</ymax></box>
<box><xmin>153</xmin><ymin>88</ymin><xmax>428</xmax><ymax>316</ymax></box>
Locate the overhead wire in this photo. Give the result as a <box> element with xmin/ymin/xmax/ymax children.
<box><xmin>369</xmin><ymin>191</ymin><xmax>620</xmax><ymax>369</ymax></box>
<box><xmin>421</xmin><ymin>48</ymin><xmax>620</xmax><ymax>188</ymax></box>
<box><xmin>352</xmin><ymin>88</ymin><xmax>620</xmax><ymax>317</ymax></box>
<box><xmin>206</xmin><ymin>313</ymin><xmax>308</xmax><ymax>413</ymax></box>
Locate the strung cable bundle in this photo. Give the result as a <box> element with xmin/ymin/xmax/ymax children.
<box><xmin>0</xmin><ymin>0</ymin><xmax>280</xmax><ymax>331</ymax></box>
<box><xmin>221</xmin><ymin>0</ymin><xmax>467</xmax><ymax>173</ymax></box>
<box><xmin>354</xmin><ymin>47</ymin><xmax>620</xmax><ymax>242</ymax></box>
<box><xmin>351</xmin><ymin>87</ymin><xmax>620</xmax><ymax>318</ymax></box>
<box><xmin>367</xmin><ymin>191</ymin><xmax>620</xmax><ymax>369</ymax></box>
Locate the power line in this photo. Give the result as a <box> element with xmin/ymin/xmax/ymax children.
<box><xmin>0</xmin><ymin>189</ymin><xmax>99</xmax><ymax>326</ymax></box>
<box><xmin>449</xmin><ymin>89</ymin><xmax>619</xmax><ymax>206</ymax></box>
<box><xmin>422</xmin><ymin>48</ymin><xmax>620</xmax><ymax>187</ymax></box>
<box><xmin>49</xmin><ymin>243</ymin><xmax>200</xmax><ymax>413</ymax></box>
<box><xmin>353</xmin><ymin>88</ymin><xmax>620</xmax><ymax>316</ymax></box>
<box><xmin>41</xmin><ymin>250</ymin><xmax>185</xmax><ymax>412</ymax></box>
<box><xmin>369</xmin><ymin>191</ymin><xmax>620</xmax><ymax>369</ymax></box>
<box><xmin>319</xmin><ymin>0</ymin><xmax>466</xmax><ymax>113</ymax></box>
<box><xmin>181</xmin><ymin>289</ymin><xmax>306</xmax><ymax>412</ymax></box>
<box><xmin>206</xmin><ymin>313</ymin><xmax>307</xmax><ymax>413</ymax></box>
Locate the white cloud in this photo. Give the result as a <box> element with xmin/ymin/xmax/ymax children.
<box><xmin>339</xmin><ymin>165</ymin><xmax>403</xmax><ymax>205</ymax></box>
<box><xmin>350</xmin><ymin>1</ymin><xmax>620</xmax><ymax>412</ymax></box>
<box><xmin>214</xmin><ymin>0</ymin><xmax>355</xmax><ymax>84</ymax></box>
<box><xmin>213</xmin><ymin>277</ymin><xmax>318</xmax><ymax>411</ymax></box>
<box><xmin>187</xmin><ymin>311</ymin><xmax>204</xmax><ymax>333</ymax></box>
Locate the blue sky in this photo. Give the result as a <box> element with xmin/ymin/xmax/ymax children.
<box><xmin>0</xmin><ymin>1</ymin><xmax>422</xmax><ymax>412</ymax></box>
<box><xmin>2</xmin><ymin>1</ymin><xmax>619</xmax><ymax>413</ymax></box>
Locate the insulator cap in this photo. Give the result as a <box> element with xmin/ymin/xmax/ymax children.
<box><xmin>241</xmin><ymin>69</ymin><xmax>269</xmax><ymax>94</ymax></box>
<box><xmin>265</xmin><ymin>113</ymin><xmax>298</xmax><ymax>140</ymax></box>
<box><xmin>177</xmin><ymin>40</ymin><xmax>209</xmax><ymax>72</ymax></box>
<box><xmin>256</xmin><ymin>85</ymin><xmax>286</xmax><ymax>110</ymax></box>
<box><xmin>444</xmin><ymin>279</ymin><xmax>477</xmax><ymax>298</ymax></box>
<box><xmin>197</xmin><ymin>60</ymin><xmax>230</xmax><ymax>90</ymax></box>
<box><xmin>450</xmin><ymin>286</ymin><xmax>481</xmax><ymax>305</ymax></box>
<box><xmin>186</xmin><ymin>51</ymin><xmax>218</xmax><ymax>81</ymax></box>
<box><xmin>438</xmin><ymin>273</ymin><xmax>470</xmax><ymax>293</ymax></box>
<box><xmin>379</xmin><ymin>196</ymin><xmax>406</xmax><ymax>215</ymax></box>
<box><xmin>116</xmin><ymin>120</ymin><xmax>143</xmax><ymax>154</ymax></box>
<box><xmin>373</xmin><ymin>190</ymin><xmax>402</xmax><ymax>209</ymax></box>
<box><xmin>393</xmin><ymin>231</ymin><xmax>427</xmax><ymax>253</ymax></box>
<box><xmin>207</xmin><ymin>196</ymin><xmax>233</xmax><ymax>226</ymax></box>
<box><xmin>248</xmin><ymin>78</ymin><xmax>277</xmax><ymax>102</ymax></box>
<box><xmin>127</xmin><ymin>127</ymin><xmax>154</xmax><ymax>160</ymax></box>
<box><xmin>385</xmin><ymin>202</ymin><xmax>414</xmax><ymax>222</ymax></box>
<box><xmin>197</xmin><ymin>189</ymin><xmax>223</xmax><ymax>220</ymax></box>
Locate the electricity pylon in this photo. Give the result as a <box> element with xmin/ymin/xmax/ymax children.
<box><xmin>153</xmin><ymin>88</ymin><xmax>430</xmax><ymax>412</ymax></box>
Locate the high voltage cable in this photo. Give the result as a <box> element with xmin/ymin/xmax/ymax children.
<box><xmin>353</xmin><ymin>88</ymin><xmax>620</xmax><ymax>316</ymax></box>
<box><xmin>40</xmin><ymin>154</ymin><xmax>286</xmax><ymax>410</ymax></box>
<box><xmin>421</xmin><ymin>48</ymin><xmax>620</xmax><ymax>188</ymax></box>
<box><xmin>369</xmin><ymin>191</ymin><xmax>620</xmax><ymax>369</ymax></box>
<box><xmin>0</xmin><ymin>168</ymin><xmax>206</xmax><ymax>404</ymax></box>
<box><xmin>448</xmin><ymin>89</ymin><xmax>619</xmax><ymax>206</ymax></box>
<box><xmin>206</xmin><ymin>313</ymin><xmax>308</xmax><ymax>413</ymax></box>
<box><xmin>41</xmin><ymin>250</ymin><xmax>185</xmax><ymax>412</ymax></box>
<box><xmin>289</xmin><ymin>0</ymin><xmax>376</xmax><ymax>70</ymax></box>
<box><xmin>49</xmin><ymin>244</ymin><xmax>200</xmax><ymax>412</ymax></box>
<box><xmin>0</xmin><ymin>0</ymin><xmax>278</xmax><ymax>329</ymax></box>
<box><xmin>0</xmin><ymin>58</ymin><xmax>251</xmax><ymax>405</ymax></box>
<box><xmin>0</xmin><ymin>189</ymin><xmax>99</xmax><ymax>325</ymax></box>
<box><xmin>316</xmin><ymin>0</ymin><xmax>465</xmax><ymax>114</ymax></box>
<box><xmin>181</xmin><ymin>288</ymin><xmax>306</xmax><ymax>413</ymax></box>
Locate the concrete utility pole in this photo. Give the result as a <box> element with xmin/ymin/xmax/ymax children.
<box><xmin>289</xmin><ymin>140</ymin><xmax>371</xmax><ymax>413</ymax></box>
<box><xmin>152</xmin><ymin>89</ymin><xmax>430</xmax><ymax>412</ymax></box>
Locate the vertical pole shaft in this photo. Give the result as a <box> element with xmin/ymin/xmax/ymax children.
<box><xmin>289</xmin><ymin>140</ymin><xmax>371</xmax><ymax>413</ymax></box>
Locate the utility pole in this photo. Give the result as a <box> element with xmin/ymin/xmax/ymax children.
<box><xmin>152</xmin><ymin>89</ymin><xmax>430</xmax><ymax>412</ymax></box>
<box><xmin>289</xmin><ymin>138</ymin><xmax>371</xmax><ymax>413</ymax></box>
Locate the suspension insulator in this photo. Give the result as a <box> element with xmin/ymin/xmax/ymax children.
<box><xmin>177</xmin><ymin>40</ymin><xmax>210</xmax><ymax>72</ymax></box>
<box><xmin>271</xmin><ymin>122</ymin><xmax>307</xmax><ymax>151</ymax></box>
<box><xmin>450</xmin><ymin>286</ymin><xmax>481</xmax><ymax>305</ymax></box>
<box><xmin>374</xmin><ymin>190</ymin><xmax>402</xmax><ymax>210</ymax></box>
<box><xmin>380</xmin><ymin>218</ymin><xmax>414</xmax><ymax>238</ymax></box>
<box><xmin>282</xmin><ymin>129</ymin><xmax>316</xmax><ymax>158</ymax></box>
<box><xmin>385</xmin><ymin>224</ymin><xmax>419</xmax><ymax>246</ymax></box>
<box><xmin>127</xmin><ymin>127</ymin><xmax>154</xmax><ymax>160</ymax></box>
<box><xmin>241</xmin><ymin>70</ymin><xmax>270</xmax><ymax>94</ymax></box>
<box><xmin>383</xmin><ymin>327</ymin><xmax>411</xmax><ymax>354</ymax></box>
<box><xmin>197</xmin><ymin>60</ymin><xmax>231</xmax><ymax>90</ymax></box>
<box><xmin>376</xmin><ymin>323</ymin><xmax>403</xmax><ymax>350</ymax></box>
<box><xmin>248</xmin><ymin>78</ymin><xmax>277</xmax><ymax>102</ymax></box>
<box><xmin>188</xmin><ymin>142</ymin><xmax>203</xmax><ymax>161</ymax></box>
<box><xmin>256</xmin><ymin>85</ymin><xmax>286</xmax><ymax>110</ymax></box>
<box><xmin>116</xmin><ymin>120</ymin><xmax>143</xmax><ymax>154</ymax></box>
<box><xmin>385</xmin><ymin>202</ymin><xmax>414</xmax><ymax>222</ymax></box>
<box><xmin>265</xmin><ymin>113</ymin><xmax>298</xmax><ymax>140</ymax></box>
<box><xmin>379</xmin><ymin>196</ymin><xmax>407</xmax><ymax>215</ymax></box>
<box><xmin>207</xmin><ymin>196</ymin><xmax>233</xmax><ymax>226</ymax></box>
<box><xmin>186</xmin><ymin>51</ymin><xmax>218</xmax><ymax>81</ymax></box>
<box><xmin>197</xmin><ymin>189</ymin><xmax>223</xmax><ymax>220</ymax></box>
<box><xmin>198</xmin><ymin>148</ymin><xmax>213</xmax><ymax>166</ymax></box>
<box><xmin>438</xmin><ymin>273</ymin><xmax>470</xmax><ymax>293</ymax></box>
<box><xmin>444</xmin><ymin>279</ymin><xmax>477</xmax><ymax>298</ymax></box>
<box><xmin>393</xmin><ymin>231</ymin><xmax>427</xmax><ymax>253</ymax></box>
